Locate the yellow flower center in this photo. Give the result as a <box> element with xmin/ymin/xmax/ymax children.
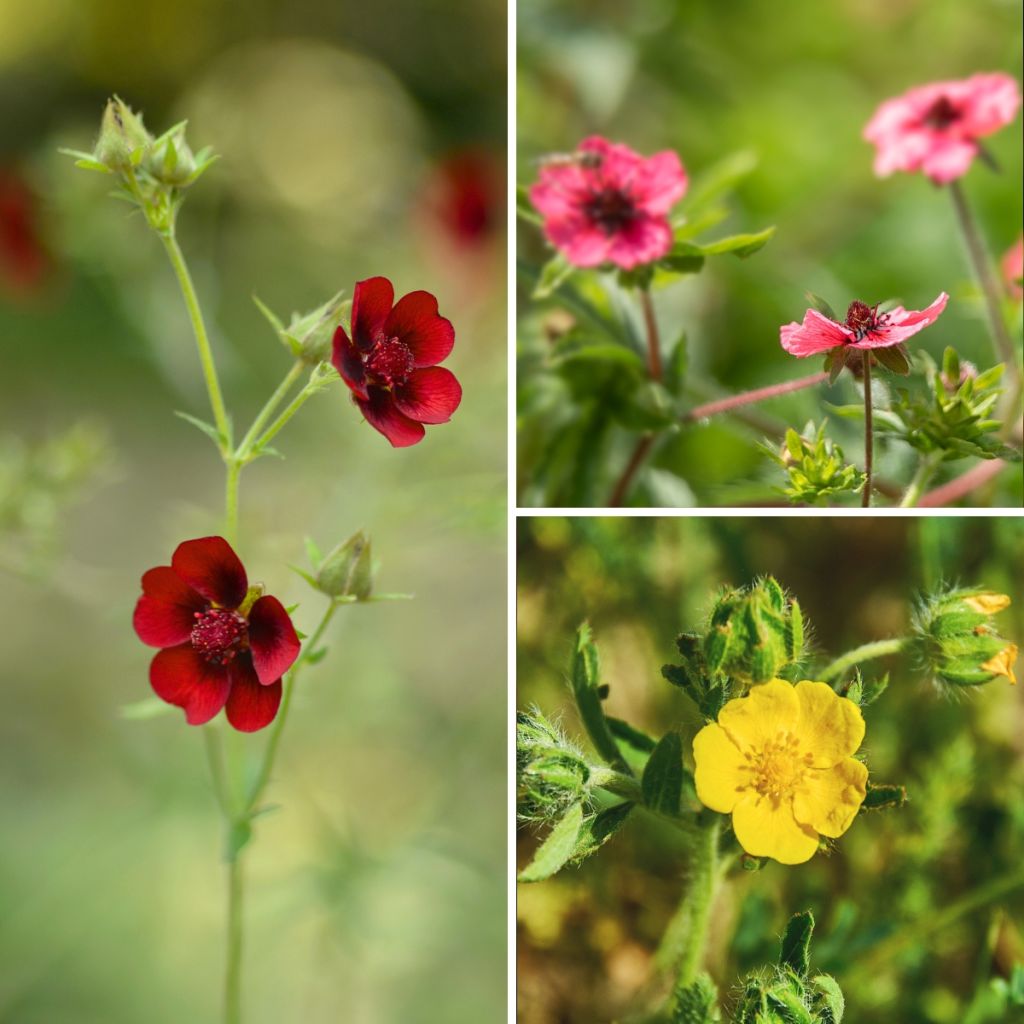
<box><xmin>741</xmin><ymin>731</ymin><xmax>814</xmax><ymax>804</ymax></box>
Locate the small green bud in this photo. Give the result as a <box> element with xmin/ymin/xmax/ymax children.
<box><xmin>516</xmin><ymin>709</ymin><xmax>590</xmax><ymax>822</ymax></box>
<box><xmin>94</xmin><ymin>96</ymin><xmax>152</xmax><ymax>172</ymax></box>
<box><xmin>146</xmin><ymin>123</ymin><xmax>197</xmax><ymax>186</ymax></box>
<box><xmin>254</xmin><ymin>291</ymin><xmax>350</xmax><ymax>365</ymax></box>
<box><xmin>314</xmin><ymin>530</ymin><xmax>373</xmax><ymax>600</ymax></box>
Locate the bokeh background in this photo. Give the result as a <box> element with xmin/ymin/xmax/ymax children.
<box><xmin>517</xmin><ymin>516</ymin><xmax>1024</xmax><ymax>1022</ymax></box>
<box><xmin>517</xmin><ymin>0</ymin><xmax>1024</xmax><ymax>506</ymax></box>
<box><xmin>0</xmin><ymin>1</ymin><xmax>506</xmax><ymax>1021</ymax></box>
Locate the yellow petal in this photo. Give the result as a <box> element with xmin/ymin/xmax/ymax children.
<box><xmin>792</xmin><ymin>757</ymin><xmax>868</xmax><ymax>838</ymax></box>
<box><xmin>964</xmin><ymin>593</ymin><xmax>1011</xmax><ymax>615</ymax></box>
<box><xmin>982</xmin><ymin>643</ymin><xmax>1018</xmax><ymax>685</ymax></box>
<box><xmin>693</xmin><ymin>722</ymin><xmax>747</xmax><ymax>813</ymax></box>
<box><xmin>794</xmin><ymin>680</ymin><xmax>865</xmax><ymax>767</ymax></box>
<box><xmin>717</xmin><ymin>678</ymin><xmax>800</xmax><ymax>753</ymax></box>
<box><xmin>731</xmin><ymin>793</ymin><xmax>819</xmax><ymax>865</ymax></box>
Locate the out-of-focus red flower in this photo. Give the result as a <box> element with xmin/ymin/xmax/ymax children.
<box><xmin>427</xmin><ymin>149</ymin><xmax>501</xmax><ymax>248</ymax></box>
<box><xmin>133</xmin><ymin>536</ymin><xmax>300</xmax><ymax>732</ymax></box>
<box><xmin>331</xmin><ymin>276</ymin><xmax>462</xmax><ymax>448</ymax></box>
<box><xmin>1002</xmin><ymin>236</ymin><xmax>1024</xmax><ymax>300</ymax></box>
<box><xmin>529</xmin><ymin>136</ymin><xmax>687</xmax><ymax>270</ymax></box>
<box><xmin>864</xmin><ymin>74</ymin><xmax>1021</xmax><ymax>184</ymax></box>
<box><xmin>780</xmin><ymin>294</ymin><xmax>948</xmax><ymax>357</ymax></box>
<box><xmin>0</xmin><ymin>169</ymin><xmax>49</xmax><ymax>295</ymax></box>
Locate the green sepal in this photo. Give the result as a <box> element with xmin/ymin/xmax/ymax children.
<box><xmin>570</xmin><ymin>802</ymin><xmax>634</xmax><ymax>863</ymax></box>
<box><xmin>779</xmin><ymin>910</ymin><xmax>814</xmax><ymax>977</ymax></box>
<box><xmin>810</xmin><ymin>974</ymin><xmax>845</xmax><ymax>1023</ymax></box>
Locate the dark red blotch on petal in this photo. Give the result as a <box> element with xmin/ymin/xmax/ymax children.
<box><xmin>248</xmin><ymin>595</ymin><xmax>301</xmax><ymax>685</ymax></box>
<box><xmin>171</xmin><ymin>536</ymin><xmax>248</xmax><ymax>609</ymax></box>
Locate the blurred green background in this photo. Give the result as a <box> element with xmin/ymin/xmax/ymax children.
<box><xmin>0</xmin><ymin>1</ymin><xmax>506</xmax><ymax>1021</ymax></box>
<box><xmin>517</xmin><ymin>516</ymin><xmax>1024</xmax><ymax>1022</ymax></box>
<box><xmin>517</xmin><ymin>0</ymin><xmax>1023</xmax><ymax>506</ymax></box>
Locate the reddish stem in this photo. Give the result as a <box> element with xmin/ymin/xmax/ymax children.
<box><xmin>917</xmin><ymin>459</ymin><xmax>1009</xmax><ymax>507</ymax></box>
<box><xmin>682</xmin><ymin>371</ymin><xmax>828</xmax><ymax>422</ymax></box>
<box><xmin>640</xmin><ymin>288</ymin><xmax>662</xmax><ymax>380</ymax></box>
<box><xmin>607</xmin><ymin>435</ymin><xmax>656</xmax><ymax>507</ymax></box>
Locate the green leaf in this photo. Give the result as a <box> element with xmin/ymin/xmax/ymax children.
<box><xmin>516</xmin><ymin>183</ymin><xmax>542</xmax><ymax>225</ymax></box>
<box><xmin>779</xmin><ymin>910</ymin><xmax>815</xmax><ymax>977</ymax></box>
<box><xmin>533</xmin><ymin>254</ymin><xmax>575</xmax><ymax>299</ymax></box>
<box><xmin>806</xmin><ymin>292</ymin><xmax>838</xmax><ymax>321</ymax></box>
<box><xmin>664</xmin><ymin>333</ymin><xmax>688</xmax><ymax>397</ymax></box>
<box><xmin>697</xmin><ymin>226</ymin><xmax>775</xmax><ymax>258</ymax></box>
<box><xmin>517</xmin><ymin>801</ymin><xmax>585</xmax><ymax>882</ymax></box>
<box><xmin>174</xmin><ymin>410</ymin><xmax>225</xmax><ymax>449</ymax></box>
<box><xmin>810</xmin><ymin>974</ymin><xmax>845</xmax><ymax>1023</ymax></box>
<box><xmin>862</xmin><ymin>782</ymin><xmax>907</xmax><ymax>810</ymax></box>
<box><xmin>119</xmin><ymin>696</ymin><xmax>175</xmax><ymax>720</ymax></box>
<box><xmin>672</xmin><ymin>972</ymin><xmax>721</xmax><ymax>1023</ymax></box>
<box><xmin>606</xmin><ymin>716</ymin><xmax>657</xmax><ymax>754</ymax></box>
<box><xmin>304</xmin><ymin>536</ymin><xmax>323</xmax><ymax>568</ymax></box>
<box><xmin>642</xmin><ymin>732</ymin><xmax>684</xmax><ymax>815</ymax></box>
<box><xmin>873</xmin><ymin>344</ymin><xmax>911</xmax><ymax>376</ymax></box>
<box><xmin>659</xmin><ymin>241</ymin><xmax>706</xmax><ymax>275</ymax></box>
<box><xmin>570</xmin><ymin>623</ymin><xmax>632</xmax><ymax>774</ymax></box>
<box><xmin>571</xmin><ymin>802</ymin><xmax>634</xmax><ymax>862</ymax></box>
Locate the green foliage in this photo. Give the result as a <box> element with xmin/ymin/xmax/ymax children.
<box><xmin>571</xmin><ymin>621</ymin><xmax>633</xmax><ymax>773</ymax></box>
<box><xmin>253</xmin><ymin>290</ymin><xmax>350</xmax><ymax>365</ymax></box>
<box><xmin>673</xmin><ymin>973</ymin><xmax>721</xmax><ymax>1023</ymax></box>
<box><xmin>641</xmin><ymin>732</ymin><xmax>685</xmax><ymax>815</ymax></box>
<box><xmin>517</xmin><ymin>801</ymin><xmax>586</xmax><ymax>882</ymax></box>
<box><xmin>779</xmin><ymin>911</ymin><xmax>814</xmax><ymax>977</ymax></box>
<box><xmin>762</xmin><ymin>422</ymin><xmax>866</xmax><ymax>506</ymax></box>
<box><xmin>516</xmin><ymin>707</ymin><xmax>591</xmax><ymax>823</ymax></box>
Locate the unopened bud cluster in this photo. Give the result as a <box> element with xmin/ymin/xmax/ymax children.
<box><xmin>517</xmin><ymin>708</ymin><xmax>591</xmax><ymax>823</ymax></box>
<box><xmin>911</xmin><ymin>589</ymin><xmax>1017</xmax><ymax>687</ymax></box>
<box><xmin>313</xmin><ymin>531</ymin><xmax>374</xmax><ymax>601</ymax></box>
<box><xmin>763</xmin><ymin>422</ymin><xmax>866</xmax><ymax>506</ymax></box>
<box><xmin>255</xmin><ymin>291</ymin><xmax>351</xmax><ymax>366</ymax></box>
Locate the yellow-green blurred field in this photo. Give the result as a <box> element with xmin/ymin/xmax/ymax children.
<box><xmin>0</xmin><ymin>1</ymin><xmax>506</xmax><ymax>1021</ymax></box>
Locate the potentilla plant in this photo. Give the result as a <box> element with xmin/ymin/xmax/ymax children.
<box><xmin>516</xmin><ymin>577</ymin><xmax>1018</xmax><ymax>1019</ymax></box>
<box><xmin>64</xmin><ymin>97</ymin><xmax>461</xmax><ymax>1023</ymax></box>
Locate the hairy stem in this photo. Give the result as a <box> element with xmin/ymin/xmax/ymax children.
<box><xmin>682</xmin><ymin>371</ymin><xmax>828</xmax><ymax>423</ymax></box>
<box><xmin>899</xmin><ymin>454</ymin><xmax>941</xmax><ymax>508</ymax></box>
<box><xmin>918</xmin><ymin>457</ymin><xmax>1009</xmax><ymax>507</ymax></box>
<box><xmin>640</xmin><ymin>287</ymin><xmax>663</xmax><ymax>381</ymax></box>
<box><xmin>819</xmin><ymin>637</ymin><xmax>910</xmax><ymax>683</ymax></box>
<box><xmin>160</xmin><ymin>233</ymin><xmax>231</xmax><ymax>452</ymax></box>
<box><xmin>862</xmin><ymin>352</ymin><xmax>873</xmax><ymax>508</ymax></box>
<box><xmin>674</xmin><ymin>816</ymin><xmax>720</xmax><ymax>989</ymax></box>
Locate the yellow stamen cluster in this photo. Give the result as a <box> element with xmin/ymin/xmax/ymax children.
<box><xmin>741</xmin><ymin>731</ymin><xmax>814</xmax><ymax>803</ymax></box>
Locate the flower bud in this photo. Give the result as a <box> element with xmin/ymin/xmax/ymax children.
<box><xmin>314</xmin><ymin>530</ymin><xmax>373</xmax><ymax>600</ymax></box>
<box><xmin>517</xmin><ymin>709</ymin><xmax>590</xmax><ymax>822</ymax></box>
<box><xmin>912</xmin><ymin>589</ymin><xmax>1017</xmax><ymax>686</ymax></box>
<box><xmin>146</xmin><ymin>123</ymin><xmax>198</xmax><ymax>187</ymax></box>
<box><xmin>94</xmin><ymin>96</ymin><xmax>152</xmax><ymax>173</ymax></box>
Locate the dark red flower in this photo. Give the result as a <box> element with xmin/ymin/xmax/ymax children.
<box><xmin>0</xmin><ymin>168</ymin><xmax>49</xmax><ymax>296</ymax></box>
<box><xmin>132</xmin><ymin>536</ymin><xmax>300</xmax><ymax>732</ymax></box>
<box><xmin>331</xmin><ymin>277</ymin><xmax>462</xmax><ymax>447</ymax></box>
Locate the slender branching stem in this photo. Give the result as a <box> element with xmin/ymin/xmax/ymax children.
<box><xmin>899</xmin><ymin>453</ymin><xmax>941</xmax><ymax>508</ymax></box>
<box><xmin>607</xmin><ymin>435</ymin><xmax>656</xmax><ymax>508</ymax></box>
<box><xmin>682</xmin><ymin>371</ymin><xmax>828</xmax><ymax>423</ymax></box>
<box><xmin>640</xmin><ymin>287</ymin><xmax>663</xmax><ymax>381</ymax></box>
<box><xmin>224</xmin><ymin>856</ymin><xmax>244</xmax><ymax>1024</ymax></box>
<box><xmin>203</xmin><ymin>726</ymin><xmax>232</xmax><ymax>817</ymax></box>
<box><xmin>819</xmin><ymin>637</ymin><xmax>910</xmax><ymax>683</ymax></box>
<box><xmin>861</xmin><ymin>352</ymin><xmax>873</xmax><ymax>508</ymax></box>
<box><xmin>249</xmin><ymin>368</ymin><xmax>327</xmax><ymax>456</ymax></box>
<box><xmin>918</xmin><ymin>457</ymin><xmax>1009</xmax><ymax>507</ymax></box>
<box><xmin>236</xmin><ymin>361</ymin><xmax>306</xmax><ymax>462</ymax></box>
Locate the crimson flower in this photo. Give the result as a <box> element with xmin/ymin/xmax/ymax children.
<box><xmin>780</xmin><ymin>294</ymin><xmax>949</xmax><ymax>358</ymax></box>
<box><xmin>331</xmin><ymin>276</ymin><xmax>462</xmax><ymax>448</ymax></box>
<box><xmin>864</xmin><ymin>74</ymin><xmax>1021</xmax><ymax>184</ymax></box>
<box><xmin>0</xmin><ymin>168</ymin><xmax>49</xmax><ymax>296</ymax></box>
<box><xmin>529</xmin><ymin>136</ymin><xmax>688</xmax><ymax>270</ymax></box>
<box><xmin>133</xmin><ymin>536</ymin><xmax>300</xmax><ymax>732</ymax></box>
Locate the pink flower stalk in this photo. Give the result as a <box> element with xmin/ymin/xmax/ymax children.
<box><xmin>780</xmin><ymin>294</ymin><xmax>949</xmax><ymax>358</ymax></box>
<box><xmin>529</xmin><ymin>136</ymin><xmax>688</xmax><ymax>270</ymax></box>
<box><xmin>864</xmin><ymin>73</ymin><xmax>1021</xmax><ymax>184</ymax></box>
<box><xmin>1002</xmin><ymin>236</ymin><xmax>1023</xmax><ymax>300</ymax></box>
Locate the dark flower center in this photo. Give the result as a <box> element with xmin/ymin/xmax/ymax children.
<box><xmin>366</xmin><ymin>337</ymin><xmax>415</xmax><ymax>387</ymax></box>
<box><xmin>923</xmin><ymin>96</ymin><xmax>960</xmax><ymax>130</ymax></box>
<box><xmin>844</xmin><ymin>300</ymin><xmax>889</xmax><ymax>342</ymax></box>
<box><xmin>191</xmin><ymin>608</ymin><xmax>248</xmax><ymax>665</ymax></box>
<box><xmin>583</xmin><ymin>187</ymin><xmax>638</xmax><ymax>235</ymax></box>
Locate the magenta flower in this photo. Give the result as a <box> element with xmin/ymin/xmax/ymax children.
<box><xmin>133</xmin><ymin>536</ymin><xmax>301</xmax><ymax>732</ymax></box>
<box><xmin>864</xmin><ymin>74</ymin><xmax>1021</xmax><ymax>184</ymax></box>
<box><xmin>780</xmin><ymin>294</ymin><xmax>949</xmax><ymax>358</ymax></box>
<box><xmin>529</xmin><ymin>136</ymin><xmax>688</xmax><ymax>270</ymax></box>
<box><xmin>332</xmin><ymin>276</ymin><xmax>461</xmax><ymax>448</ymax></box>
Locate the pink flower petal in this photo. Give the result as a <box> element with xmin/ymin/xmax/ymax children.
<box><xmin>855</xmin><ymin>292</ymin><xmax>948</xmax><ymax>347</ymax></box>
<box><xmin>331</xmin><ymin>324</ymin><xmax>368</xmax><ymax>399</ymax></box>
<box><xmin>632</xmin><ymin>151</ymin><xmax>688</xmax><ymax>215</ymax></box>
<box><xmin>529</xmin><ymin>172</ymin><xmax>590</xmax><ymax>220</ymax></box>
<box><xmin>393</xmin><ymin>366</ymin><xmax>463</xmax><ymax>424</ymax></box>
<box><xmin>133</xmin><ymin>566</ymin><xmax>206</xmax><ymax>647</ymax></box>
<box><xmin>384</xmin><ymin>290</ymin><xmax>455</xmax><ymax>367</ymax></box>
<box><xmin>546</xmin><ymin>218</ymin><xmax>612</xmax><ymax>267</ymax></box>
<box><xmin>919</xmin><ymin>138</ymin><xmax>979</xmax><ymax>184</ymax></box>
<box><xmin>355</xmin><ymin>387</ymin><xmax>426</xmax><ymax>447</ymax></box>
<box><xmin>248</xmin><ymin>595</ymin><xmax>301</xmax><ymax>686</ymax></box>
<box><xmin>780</xmin><ymin>309</ymin><xmax>853</xmax><ymax>357</ymax></box>
<box><xmin>150</xmin><ymin>645</ymin><xmax>231</xmax><ymax>725</ymax></box>
<box><xmin>225</xmin><ymin>659</ymin><xmax>282</xmax><ymax>733</ymax></box>
<box><xmin>605</xmin><ymin>216</ymin><xmax>673</xmax><ymax>269</ymax></box>
<box><xmin>351</xmin><ymin>277</ymin><xmax>394</xmax><ymax>351</ymax></box>
<box><xmin>171</xmin><ymin>536</ymin><xmax>248</xmax><ymax>610</ymax></box>
<box><xmin>957</xmin><ymin>73</ymin><xmax>1022</xmax><ymax>137</ymax></box>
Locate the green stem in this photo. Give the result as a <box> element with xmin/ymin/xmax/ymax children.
<box><xmin>675</xmin><ymin>816</ymin><xmax>720</xmax><ymax>989</ymax></box>
<box><xmin>224</xmin><ymin>855</ymin><xmax>244</xmax><ymax>1024</ymax></box>
<box><xmin>819</xmin><ymin>637</ymin><xmax>910</xmax><ymax>683</ymax></box>
<box><xmin>224</xmin><ymin>459</ymin><xmax>241</xmax><ymax>546</ymax></box>
<box><xmin>862</xmin><ymin>352</ymin><xmax>873</xmax><ymax>508</ymax></box>
<box><xmin>249</xmin><ymin>368</ymin><xmax>325</xmax><ymax>457</ymax></box>
<box><xmin>899</xmin><ymin>454</ymin><xmax>941</xmax><ymax>508</ymax></box>
<box><xmin>203</xmin><ymin>726</ymin><xmax>232</xmax><ymax>817</ymax></box>
<box><xmin>235</xmin><ymin>361</ymin><xmax>306</xmax><ymax>462</ymax></box>
<box><xmin>159</xmin><ymin>232</ymin><xmax>232</xmax><ymax>452</ymax></box>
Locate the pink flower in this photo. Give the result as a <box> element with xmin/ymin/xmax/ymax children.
<box><xmin>331</xmin><ymin>277</ymin><xmax>462</xmax><ymax>448</ymax></box>
<box><xmin>780</xmin><ymin>294</ymin><xmax>949</xmax><ymax>358</ymax></box>
<box><xmin>529</xmin><ymin>137</ymin><xmax>687</xmax><ymax>270</ymax></box>
<box><xmin>864</xmin><ymin>73</ymin><xmax>1021</xmax><ymax>184</ymax></box>
<box><xmin>1002</xmin><ymin>236</ymin><xmax>1023</xmax><ymax>301</ymax></box>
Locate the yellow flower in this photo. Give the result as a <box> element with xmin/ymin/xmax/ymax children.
<box><xmin>981</xmin><ymin>643</ymin><xmax>1018</xmax><ymax>685</ymax></box>
<box><xmin>693</xmin><ymin>679</ymin><xmax>867</xmax><ymax>865</ymax></box>
<box><xmin>963</xmin><ymin>593</ymin><xmax>1012</xmax><ymax>615</ymax></box>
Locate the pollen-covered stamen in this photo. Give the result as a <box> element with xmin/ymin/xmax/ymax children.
<box><xmin>844</xmin><ymin>300</ymin><xmax>890</xmax><ymax>342</ymax></box>
<box><xmin>740</xmin><ymin>731</ymin><xmax>814</xmax><ymax>804</ymax></box>
<box><xmin>583</xmin><ymin>187</ymin><xmax>638</xmax><ymax>235</ymax></box>
<box><xmin>923</xmin><ymin>95</ymin><xmax>961</xmax><ymax>130</ymax></box>
<box><xmin>190</xmin><ymin>608</ymin><xmax>248</xmax><ymax>665</ymax></box>
<box><xmin>365</xmin><ymin>337</ymin><xmax>415</xmax><ymax>388</ymax></box>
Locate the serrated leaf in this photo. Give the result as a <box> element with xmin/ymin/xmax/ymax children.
<box><xmin>518</xmin><ymin>801</ymin><xmax>584</xmax><ymax>882</ymax></box>
<box><xmin>779</xmin><ymin>910</ymin><xmax>815</xmax><ymax>976</ymax></box>
<box><xmin>642</xmin><ymin>732</ymin><xmax>684</xmax><ymax>815</ymax></box>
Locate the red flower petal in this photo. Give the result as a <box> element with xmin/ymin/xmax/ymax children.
<box><xmin>133</xmin><ymin>566</ymin><xmax>206</xmax><ymax>648</ymax></box>
<box><xmin>331</xmin><ymin>324</ymin><xmax>368</xmax><ymax>399</ymax></box>
<box><xmin>150</xmin><ymin>645</ymin><xmax>231</xmax><ymax>725</ymax></box>
<box><xmin>352</xmin><ymin>276</ymin><xmax>394</xmax><ymax>351</ymax></box>
<box><xmin>393</xmin><ymin>366</ymin><xmax>463</xmax><ymax>424</ymax></box>
<box><xmin>248</xmin><ymin>595</ymin><xmax>301</xmax><ymax>686</ymax></box>
<box><xmin>780</xmin><ymin>309</ymin><xmax>852</xmax><ymax>357</ymax></box>
<box><xmin>171</xmin><ymin>536</ymin><xmax>248</xmax><ymax>610</ymax></box>
<box><xmin>355</xmin><ymin>387</ymin><xmax>426</xmax><ymax>447</ymax></box>
<box><xmin>225</xmin><ymin>659</ymin><xmax>282</xmax><ymax>732</ymax></box>
<box><xmin>855</xmin><ymin>292</ymin><xmax>949</xmax><ymax>348</ymax></box>
<box><xmin>384</xmin><ymin>291</ymin><xmax>455</xmax><ymax>367</ymax></box>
